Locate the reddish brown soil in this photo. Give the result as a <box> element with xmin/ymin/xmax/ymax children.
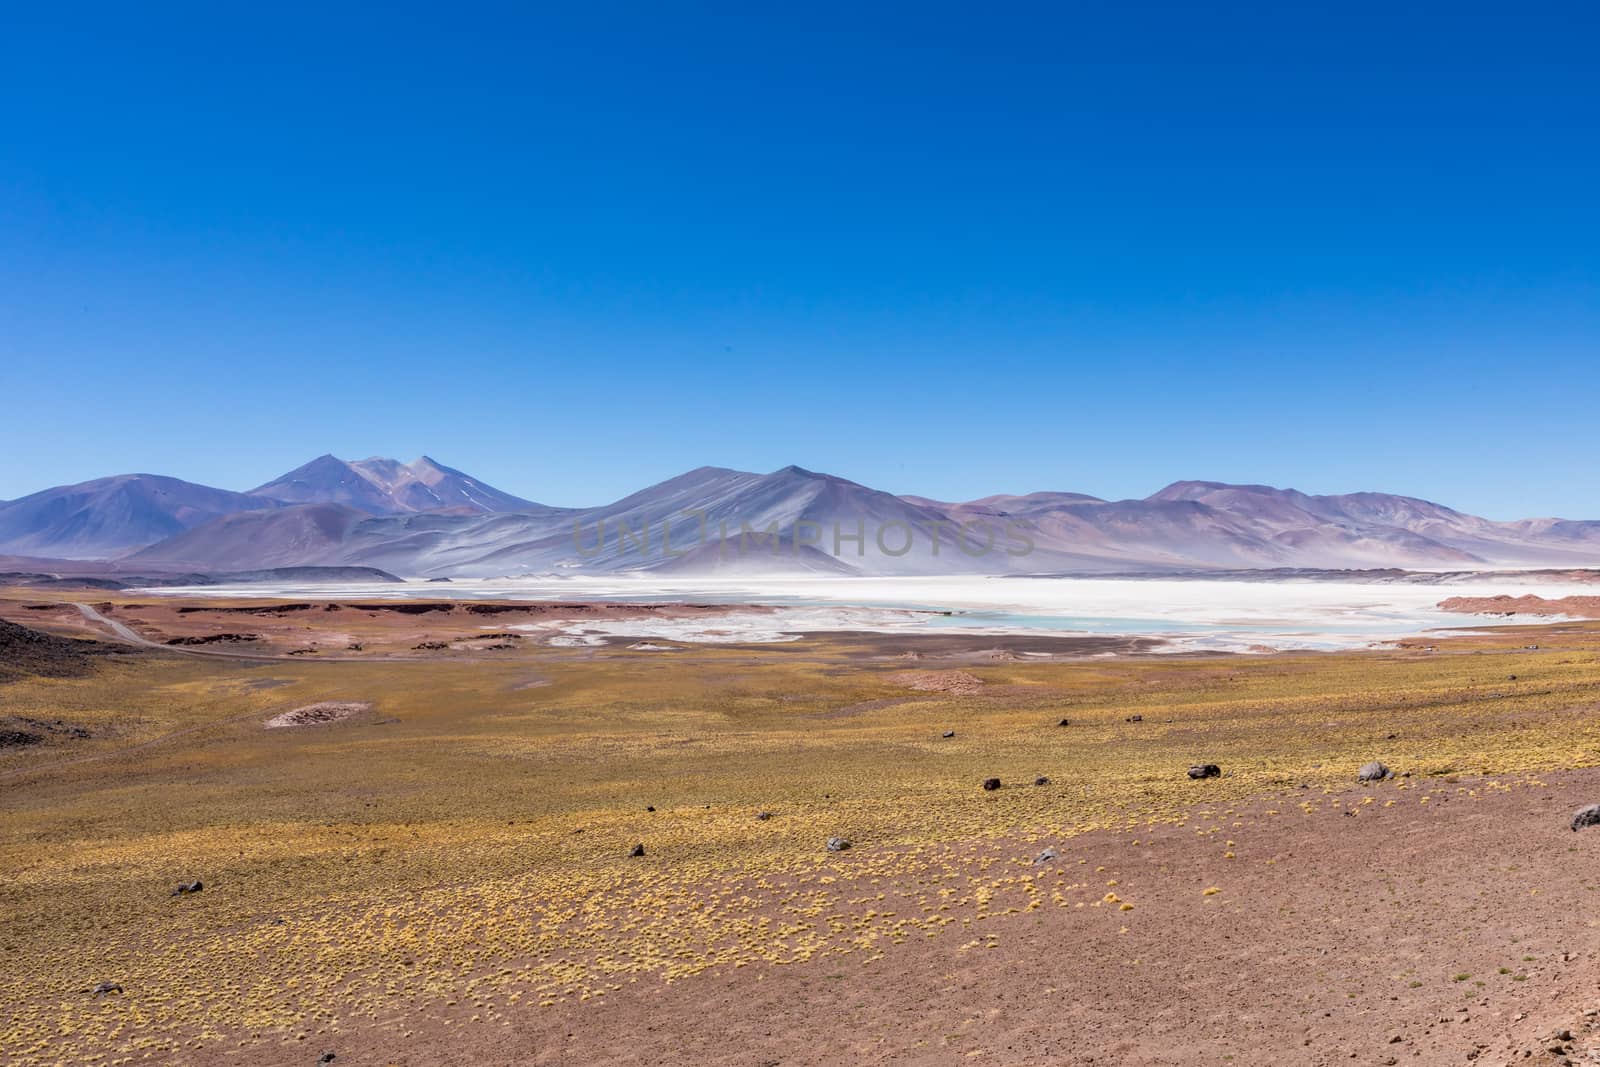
<box><xmin>195</xmin><ymin>769</ymin><xmax>1600</xmax><ymax>1067</ymax></box>
<box><xmin>0</xmin><ymin>596</ymin><xmax>777</xmax><ymax>659</ymax></box>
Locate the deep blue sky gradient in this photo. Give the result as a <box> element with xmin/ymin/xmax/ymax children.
<box><xmin>2</xmin><ymin>3</ymin><xmax>1597</xmax><ymax>517</ymax></box>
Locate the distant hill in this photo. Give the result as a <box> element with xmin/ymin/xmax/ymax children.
<box><xmin>8</xmin><ymin>459</ymin><xmax>1600</xmax><ymax>575</ymax></box>
<box><xmin>127</xmin><ymin>503</ymin><xmax>370</xmax><ymax>569</ymax></box>
<box><xmin>0</xmin><ymin>474</ymin><xmax>281</xmax><ymax>559</ymax></box>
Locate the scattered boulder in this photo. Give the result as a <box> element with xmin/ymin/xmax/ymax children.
<box><xmin>1358</xmin><ymin>761</ymin><xmax>1391</xmax><ymax>782</ymax></box>
<box><xmin>0</xmin><ymin>729</ymin><xmax>44</xmax><ymax>748</ymax></box>
<box><xmin>1034</xmin><ymin>776</ymin><xmax>1050</xmax><ymax>786</ymax></box>
<box><xmin>263</xmin><ymin>702</ymin><xmax>371</xmax><ymax>729</ymax></box>
<box><xmin>645</xmin><ymin>806</ymin><xmax>655</xmax><ymax>812</ymax></box>
<box><xmin>89</xmin><ymin>981</ymin><xmax>122</xmax><ymax>996</ymax></box>
<box><xmin>1187</xmin><ymin>764</ymin><xmax>1221</xmax><ymax>780</ymax></box>
<box><xmin>1057</xmin><ymin>718</ymin><xmax>1070</xmax><ymax>727</ymax></box>
<box><xmin>941</xmin><ymin>730</ymin><xmax>956</xmax><ymax>738</ymax></box>
<box><xmin>1571</xmin><ymin>805</ymin><xmax>1600</xmax><ymax>832</ymax></box>
<box><xmin>755</xmin><ymin>811</ymin><xmax>773</xmax><ymax>821</ymax></box>
<box><xmin>981</xmin><ymin>777</ymin><xmax>1001</xmax><ymax>791</ymax></box>
<box><xmin>1033</xmin><ymin>847</ymin><xmax>1059</xmax><ymax>865</ymax></box>
<box><xmin>170</xmin><ymin>880</ymin><xmax>203</xmax><ymax>896</ymax></box>
<box><xmin>319</xmin><ymin>1054</ymin><xmax>337</xmax><ymax>1065</ymax></box>
<box><xmin>628</xmin><ymin>843</ymin><xmax>645</xmax><ymax>858</ymax></box>
<box><xmin>1126</xmin><ymin>714</ymin><xmax>1143</xmax><ymax>723</ymax></box>
<box><xmin>826</xmin><ymin>836</ymin><xmax>851</xmax><ymax>852</ymax></box>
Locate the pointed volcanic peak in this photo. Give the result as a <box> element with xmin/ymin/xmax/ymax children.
<box><xmin>249</xmin><ymin>455</ymin><xmax>397</xmax><ymax>514</ymax></box>
<box><xmin>566</xmin><ymin>464</ymin><xmax>990</xmax><ymax>575</ymax></box>
<box><xmin>250</xmin><ymin>455</ymin><xmax>540</xmax><ymax>515</ymax></box>
<box><xmin>0</xmin><ymin>474</ymin><xmax>281</xmax><ymax>559</ymax></box>
<box><xmin>588</xmin><ymin>463</ymin><xmax>950</xmax><ymax>539</ymax></box>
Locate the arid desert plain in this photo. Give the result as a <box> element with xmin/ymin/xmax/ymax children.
<box><xmin>4</xmin><ymin>577</ymin><xmax>1600</xmax><ymax>1066</ymax></box>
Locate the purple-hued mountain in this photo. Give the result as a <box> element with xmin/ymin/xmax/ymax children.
<box><xmin>129</xmin><ymin>503</ymin><xmax>373</xmax><ymax>570</ymax></box>
<box><xmin>249</xmin><ymin>455</ymin><xmax>538</xmax><ymax>515</ymax></box>
<box><xmin>0</xmin><ymin>474</ymin><xmax>282</xmax><ymax>559</ymax></box>
<box><xmin>7</xmin><ymin>458</ymin><xmax>1600</xmax><ymax>575</ymax></box>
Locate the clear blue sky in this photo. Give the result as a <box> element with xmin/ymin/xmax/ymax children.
<box><xmin>2</xmin><ymin>3</ymin><xmax>1596</xmax><ymax>518</ymax></box>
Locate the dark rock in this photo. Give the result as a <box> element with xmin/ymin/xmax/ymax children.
<box><xmin>1034</xmin><ymin>776</ymin><xmax>1050</xmax><ymax>786</ymax></box>
<box><xmin>1571</xmin><ymin>804</ymin><xmax>1600</xmax><ymax>832</ymax></box>
<box><xmin>941</xmin><ymin>730</ymin><xmax>955</xmax><ymax>738</ymax></box>
<box><xmin>319</xmin><ymin>1053</ymin><xmax>337</xmax><ymax>1065</ymax></box>
<box><xmin>1033</xmin><ymin>847</ymin><xmax>1058</xmax><ymax>864</ymax></box>
<box><xmin>627</xmin><ymin>843</ymin><xmax>645</xmax><ymax>857</ymax></box>
<box><xmin>1057</xmin><ymin>718</ymin><xmax>1070</xmax><ymax>726</ymax></box>
<box><xmin>1508</xmin><ymin>674</ymin><xmax>1517</xmax><ymax>681</ymax></box>
<box><xmin>826</xmin><ymin>836</ymin><xmax>851</xmax><ymax>852</ymax></box>
<box><xmin>171</xmin><ymin>880</ymin><xmax>203</xmax><ymax>896</ymax></box>
<box><xmin>755</xmin><ymin>811</ymin><xmax>773</xmax><ymax>821</ymax></box>
<box><xmin>165</xmin><ymin>632</ymin><xmax>259</xmax><ymax>646</ymax></box>
<box><xmin>90</xmin><ymin>981</ymin><xmax>122</xmax><ymax>996</ymax></box>
<box><xmin>1187</xmin><ymin>764</ymin><xmax>1221</xmax><ymax>780</ymax></box>
<box><xmin>645</xmin><ymin>805</ymin><xmax>655</xmax><ymax>812</ymax></box>
<box><xmin>981</xmin><ymin>777</ymin><xmax>1001</xmax><ymax>791</ymax></box>
<box><xmin>0</xmin><ymin>729</ymin><xmax>44</xmax><ymax>748</ymax></box>
<box><xmin>1126</xmin><ymin>714</ymin><xmax>1142</xmax><ymax>723</ymax></box>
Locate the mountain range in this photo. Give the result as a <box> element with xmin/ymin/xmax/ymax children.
<box><xmin>3</xmin><ymin>455</ymin><xmax>1599</xmax><ymax>577</ymax></box>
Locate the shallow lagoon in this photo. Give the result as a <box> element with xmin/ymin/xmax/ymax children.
<box><xmin>141</xmin><ymin>574</ymin><xmax>1590</xmax><ymax>652</ymax></box>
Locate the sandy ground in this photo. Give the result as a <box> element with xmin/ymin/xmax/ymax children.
<box><xmin>1441</xmin><ymin>594</ymin><xmax>1600</xmax><ymax>619</ymax></box>
<box><xmin>8</xmin><ymin>589</ymin><xmax>1600</xmax><ymax>1066</ymax></box>
<box><xmin>181</xmin><ymin>770</ymin><xmax>1600</xmax><ymax>1067</ymax></box>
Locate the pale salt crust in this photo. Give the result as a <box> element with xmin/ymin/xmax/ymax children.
<box><xmin>137</xmin><ymin>575</ymin><xmax>1594</xmax><ymax>653</ymax></box>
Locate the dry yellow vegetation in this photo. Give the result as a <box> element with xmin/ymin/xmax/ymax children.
<box><xmin>2</xmin><ymin>611</ymin><xmax>1599</xmax><ymax>1063</ymax></box>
